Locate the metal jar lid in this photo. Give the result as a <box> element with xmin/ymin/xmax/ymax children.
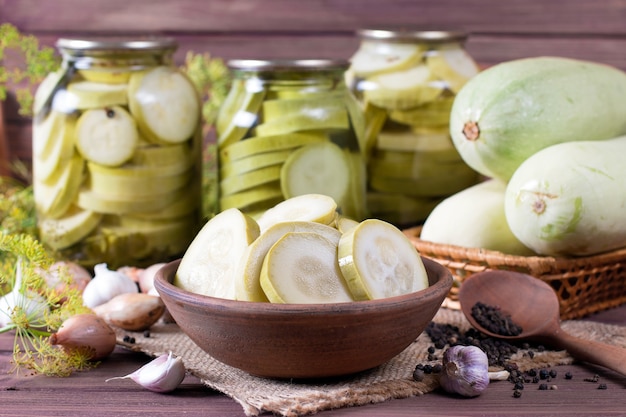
<box><xmin>227</xmin><ymin>59</ymin><xmax>350</xmax><ymax>72</ymax></box>
<box><xmin>357</xmin><ymin>29</ymin><xmax>468</xmax><ymax>44</ymax></box>
<box><xmin>56</xmin><ymin>37</ymin><xmax>178</xmax><ymax>57</ymax></box>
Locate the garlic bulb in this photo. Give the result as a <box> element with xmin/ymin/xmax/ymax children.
<box><xmin>0</xmin><ymin>288</ymin><xmax>49</xmax><ymax>328</ymax></box>
<box><xmin>82</xmin><ymin>263</ymin><xmax>138</xmax><ymax>308</ymax></box>
<box><xmin>37</xmin><ymin>261</ymin><xmax>92</xmax><ymax>303</ymax></box>
<box><xmin>93</xmin><ymin>293</ymin><xmax>165</xmax><ymax>331</ymax></box>
<box><xmin>49</xmin><ymin>313</ymin><xmax>117</xmax><ymax>360</ymax></box>
<box><xmin>439</xmin><ymin>345</ymin><xmax>490</xmax><ymax>397</ymax></box>
<box><xmin>0</xmin><ymin>260</ymin><xmax>49</xmax><ymax>328</ymax></box>
<box><xmin>138</xmin><ymin>262</ymin><xmax>166</xmax><ymax>294</ymax></box>
<box><xmin>106</xmin><ymin>351</ymin><xmax>186</xmax><ymax>393</ymax></box>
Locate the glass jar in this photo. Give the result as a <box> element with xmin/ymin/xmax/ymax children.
<box><xmin>347</xmin><ymin>29</ymin><xmax>481</xmax><ymax>228</ymax></box>
<box><xmin>32</xmin><ymin>37</ymin><xmax>203</xmax><ymax>269</ymax></box>
<box><xmin>216</xmin><ymin>59</ymin><xmax>367</xmax><ymax>221</ymax></box>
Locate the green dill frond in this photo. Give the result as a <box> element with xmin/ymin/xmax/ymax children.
<box><xmin>12</xmin><ymin>335</ymin><xmax>96</xmax><ymax>377</ymax></box>
<box><xmin>0</xmin><ymin>233</ymin><xmax>53</xmax><ymax>269</ymax></box>
<box><xmin>0</xmin><ymin>23</ymin><xmax>60</xmax><ymax>116</ymax></box>
<box><xmin>181</xmin><ymin>51</ymin><xmax>231</xmax><ymax>127</ymax></box>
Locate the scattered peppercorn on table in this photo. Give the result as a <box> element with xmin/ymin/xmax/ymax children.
<box><xmin>1</xmin><ymin>304</ymin><xmax>624</xmax><ymax>417</ymax></box>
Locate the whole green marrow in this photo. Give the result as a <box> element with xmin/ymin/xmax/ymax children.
<box><xmin>504</xmin><ymin>136</ymin><xmax>626</xmax><ymax>256</ymax></box>
<box><xmin>450</xmin><ymin>57</ymin><xmax>626</xmax><ymax>182</ymax></box>
<box><xmin>420</xmin><ymin>179</ymin><xmax>534</xmax><ymax>256</ymax></box>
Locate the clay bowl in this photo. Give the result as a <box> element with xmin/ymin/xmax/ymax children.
<box><xmin>154</xmin><ymin>257</ymin><xmax>452</xmax><ymax>379</ymax></box>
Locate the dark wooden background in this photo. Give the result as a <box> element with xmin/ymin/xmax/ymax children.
<box><xmin>3</xmin><ymin>0</ymin><xmax>626</xmax><ymax>175</ymax></box>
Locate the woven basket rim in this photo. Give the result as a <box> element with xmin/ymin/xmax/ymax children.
<box><xmin>403</xmin><ymin>226</ymin><xmax>626</xmax><ymax>276</ymax></box>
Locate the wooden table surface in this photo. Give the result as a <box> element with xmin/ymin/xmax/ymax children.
<box><xmin>1</xmin><ymin>305</ymin><xmax>625</xmax><ymax>417</ymax></box>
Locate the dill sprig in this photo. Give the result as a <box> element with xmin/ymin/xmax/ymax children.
<box><xmin>0</xmin><ymin>234</ymin><xmax>92</xmax><ymax>376</ymax></box>
<box><xmin>181</xmin><ymin>51</ymin><xmax>231</xmax><ymax>219</ymax></box>
<box><xmin>0</xmin><ymin>23</ymin><xmax>60</xmax><ymax>116</ymax></box>
<box><xmin>182</xmin><ymin>51</ymin><xmax>231</xmax><ymax>129</ymax></box>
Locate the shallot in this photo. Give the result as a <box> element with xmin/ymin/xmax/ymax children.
<box><xmin>93</xmin><ymin>293</ymin><xmax>165</xmax><ymax>331</ymax></box>
<box><xmin>50</xmin><ymin>313</ymin><xmax>117</xmax><ymax>360</ymax></box>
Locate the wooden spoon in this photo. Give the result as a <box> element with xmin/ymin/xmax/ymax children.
<box><xmin>458</xmin><ymin>269</ymin><xmax>626</xmax><ymax>375</ymax></box>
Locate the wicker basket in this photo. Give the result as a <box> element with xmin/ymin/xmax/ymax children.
<box><xmin>403</xmin><ymin>226</ymin><xmax>626</xmax><ymax>320</ymax></box>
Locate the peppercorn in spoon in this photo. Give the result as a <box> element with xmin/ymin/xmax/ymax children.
<box><xmin>458</xmin><ymin>270</ymin><xmax>626</xmax><ymax>376</ymax></box>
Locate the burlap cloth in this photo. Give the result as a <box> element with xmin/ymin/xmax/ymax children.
<box><xmin>115</xmin><ymin>307</ymin><xmax>626</xmax><ymax>417</ymax></box>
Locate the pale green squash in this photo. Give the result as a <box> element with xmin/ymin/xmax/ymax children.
<box><xmin>420</xmin><ymin>179</ymin><xmax>534</xmax><ymax>255</ymax></box>
<box><xmin>450</xmin><ymin>57</ymin><xmax>626</xmax><ymax>182</ymax></box>
<box><xmin>504</xmin><ymin>136</ymin><xmax>626</xmax><ymax>256</ymax></box>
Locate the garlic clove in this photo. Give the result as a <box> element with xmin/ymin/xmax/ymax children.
<box><xmin>93</xmin><ymin>292</ymin><xmax>165</xmax><ymax>331</ymax></box>
<box><xmin>106</xmin><ymin>351</ymin><xmax>186</xmax><ymax>393</ymax></box>
<box><xmin>82</xmin><ymin>263</ymin><xmax>138</xmax><ymax>309</ymax></box>
<box><xmin>50</xmin><ymin>313</ymin><xmax>117</xmax><ymax>360</ymax></box>
<box><xmin>439</xmin><ymin>345</ymin><xmax>490</xmax><ymax>397</ymax></box>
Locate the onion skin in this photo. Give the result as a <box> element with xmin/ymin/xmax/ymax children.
<box><xmin>50</xmin><ymin>314</ymin><xmax>117</xmax><ymax>360</ymax></box>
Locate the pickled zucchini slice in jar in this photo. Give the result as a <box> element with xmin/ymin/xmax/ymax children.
<box><xmin>34</xmin><ymin>154</ymin><xmax>85</xmax><ymax>219</ymax></box>
<box><xmin>280</xmin><ymin>141</ymin><xmax>351</xmax><ymax>207</ymax></box>
<box><xmin>364</xmin><ymin>65</ymin><xmax>444</xmax><ymax>110</ymax></box>
<box><xmin>128</xmin><ymin>66</ymin><xmax>201</xmax><ymax>144</ymax></box>
<box><xmin>216</xmin><ymin>78</ymin><xmax>266</xmax><ymax>149</ymax></box>
<box><xmin>219</xmin><ymin>133</ymin><xmax>326</xmax><ymax>163</ymax></box>
<box><xmin>74</xmin><ymin>106</ymin><xmax>139</xmax><ymax>167</ymax></box>
<box><xmin>33</xmin><ymin>111</ymin><xmax>77</xmax><ymax>183</ymax></box>
<box><xmin>39</xmin><ymin>205</ymin><xmax>102</xmax><ymax>250</ymax></box>
<box><xmin>426</xmin><ymin>47</ymin><xmax>480</xmax><ymax>93</ymax></box>
<box><xmin>66</xmin><ymin>81</ymin><xmax>129</xmax><ymax>109</ymax></box>
<box><xmin>350</xmin><ymin>41</ymin><xmax>425</xmax><ymax>78</ymax></box>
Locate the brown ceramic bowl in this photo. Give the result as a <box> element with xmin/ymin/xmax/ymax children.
<box><xmin>154</xmin><ymin>257</ymin><xmax>452</xmax><ymax>379</ymax></box>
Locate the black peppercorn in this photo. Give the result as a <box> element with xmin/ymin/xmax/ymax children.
<box><xmin>413</xmin><ymin>368</ymin><xmax>425</xmax><ymax>382</ymax></box>
<box><xmin>598</xmin><ymin>383</ymin><xmax>608</xmax><ymax>390</ymax></box>
<box><xmin>470</xmin><ymin>302</ymin><xmax>523</xmax><ymax>336</ymax></box>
